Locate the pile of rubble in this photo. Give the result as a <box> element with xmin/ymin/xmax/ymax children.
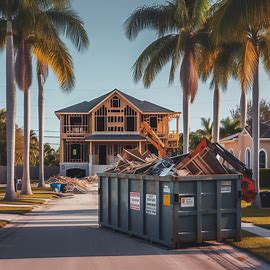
<box><xmin>105</xmin><ymin>138</ymin><xmax>241</xmax><ymax>177</ymax></box>
<box><xmin>47</xmin><ymin>175</ymin><xmax>98</xmax><ymax>193</ymax></box>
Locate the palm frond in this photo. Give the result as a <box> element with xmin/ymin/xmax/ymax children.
<box><xmin>210</xmin><ymin>0</ymin><xmax>270</xmax><ymax>43</ymax></box>
<box><xmin>238</xmin><ymin>38</ymin><xmax>258</xmax><ymax>90</ymax></box>
<box><xmin>124</xmin><ymin>3</ymin><xmax>177</xmax><ymax>40</ymax></box>
<box><xmin>32</xmin><ymin>35</ymin><xmax>75</xmax><ymax>91</ymax></box>
<box><xmin>45</xmin><ymin>7</ymin><xmax>89</xmax><ymax>51</ymax></box>
<box><xmin>191</xmin><ymin>0</ymin><xmax>209</xmax><ymax>28</ymax></box>
<box><xmin>259</xmin><ymin>34</ymin><xmax>270</xmax><ymax>76</ymax></box>
<box><xmin>132</xmin><ymin>34</ymin><xmax>178</xmax><ymax>84</ymax></box>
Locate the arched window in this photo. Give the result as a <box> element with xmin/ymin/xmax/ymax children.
<box><xmin>259</xmin><ymin>150</ymin><xmax>267</xmax><ymax>168</ymax></box>
<box><xmin>229</xmin><ymin>149</ymin><xmax>234</xmax><ymax>156</ymax></box>
<box><xmin>245</xmin><ymin>148</ymin><xmax>251</xmax><ymax>169</ymax></box>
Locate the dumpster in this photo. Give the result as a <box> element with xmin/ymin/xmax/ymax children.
<box><xmin>98</xmin><ymin>173</ymin><xmax>241</xmax><ymax>248</ymax></box>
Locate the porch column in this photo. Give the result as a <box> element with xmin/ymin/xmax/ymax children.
<box><xmin>139</xmin><ymin>141</ymin><xmax>142</xmax><ymax>153</ymax></box>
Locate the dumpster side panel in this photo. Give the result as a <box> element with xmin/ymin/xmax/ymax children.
<box><xmin>161</xmin><ymin>181</ymin><xmax>174</xmax><ymax>244</ymax></box>
<box><xmin>220</xmin><ymin>179</ymin><xmax>239</xmax><ymax>240</ymax></box>
<box><xmin>119</xmin><ymin>177</ymin><xmax>129</xmax><ymax>230</ymax></box>
<box><xmin>175</xmin><ymin>181</ymin><xmax>197</xmax><ymax>243</ymax></box>
<box><xmin>130</xmin><ymin>179</ymin><xmax>143</xmax><ymax>235</ymax></box>
<box><xmin>100</xmin><ymin>176</ymin><xmax>108</xmax><ymax>224</ymax></box>
<box><xmin>145</xmin><ymin>180</ymin><xmax>159</xmax><ymax>240</ymax></box>
<box><xmin>110</xmin><ymin>177</ymin><xmax>118</xmax><ymax>227</ymax></box>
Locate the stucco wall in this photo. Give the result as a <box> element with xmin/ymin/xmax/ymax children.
<box><xmin>222</xmin><ymin>133</ymin><xmax>270</xmax><ymax>169</ymax></box>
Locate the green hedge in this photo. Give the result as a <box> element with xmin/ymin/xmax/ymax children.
<box><xmin>260</xmin><ymin>169</ymin><xmax>270</xmax><ymax>188</ymax></box>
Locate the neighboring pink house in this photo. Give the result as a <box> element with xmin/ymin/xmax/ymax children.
<box><xmin>220</xmin><ymin>122</ymin><xmax>270</xmax><ymax>170</ymax></box>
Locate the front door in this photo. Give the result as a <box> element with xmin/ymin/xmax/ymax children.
<box><xmin>99</xmin><ymin>145</ymin><xmax>107</xmax><ymax>165</ymax></box>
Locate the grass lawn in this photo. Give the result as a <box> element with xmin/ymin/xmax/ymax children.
<box><xmin>231</xmin><ymin>230</ymin><xmax>270</xmax><ymax>263</ymax></box>
<box><xmin>0</xmin><ymin>220</ymin><xmax>10</xmax><ymax>228</ymax></box>
<box><xmin>241</xmin><ymin>189</ymin><xmax>270</xmax><ymax>230</ymax></box>
<box><xmin>0</xmin><ymin>186</ymin><xmax>58</xmax><ymax>214</ymax></box>
<box><xmin>0</xmin><ymin>206</ymin><xmax>33</xmax><ymax>215</ymax></box>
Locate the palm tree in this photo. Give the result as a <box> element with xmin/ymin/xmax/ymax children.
<box><xmin>3</xmin><ymin>3</ymin><xmax>19</xmax><ymax>201</ymax></box>
<box><xmin>198</xmin><ymin>117</ymin><xmax>212</xmax><ymax>140</ymax></box>
<box><xmin>199</xmin><ymin>38</ymin><xmax>241</xmax><ymax>143</ymax></box>
<box><xmin>36</xmin><ymin>7</ymin><xmax>89</xmax><ymax>187</ymax></box>
<box><xmin>12</xmin><ymin>3</ymin><xmax>88</xmax><ymax>193</ymax></box>
<box><xmin>211</xmin><ymin>0</ymin><xmax>270</xmax><ymax>206</ymax></box>
<box><xmin>124</xmin><ymin>0</ymin><xmax>210</xmax><ymax>154</ymax></box>
<box><xmin>1</xmin><ymin>0</ymin><xmax>70</xmax><ymax>200</ymax></box>
<box><xmin>220</xmin><ymin>117</ymin><xmax>241</xmax><ymax>139</ymax></box>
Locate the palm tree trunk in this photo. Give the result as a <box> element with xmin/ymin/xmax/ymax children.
<box><xmin>240</xmin><ymin>89</ymin><xmax>247</xmax><ymax>129</ymax></box>
<box><xmin>21</xmin><ymin>89</ymin><xmax>32</xmax><ymax>195</ymax></box>
<box><xmin>38</xmin><ymin>72</ymin><xmax>45</xmax><ymax>187</ymax></box>
<box><xmin>183</xmin><ymin>91</ymin><xmax>190</xmax><ymax>153</ymax></box>
<box><xmin>212</xmin><ymin>85</ymin><xmax>220</xmax><ymax>143</ymax></box>
<box><xmin>252</xmin><ymin>57</ymin><xmax>261</xmax><ymax>207</ymax></box>
<box><xmin>4</xmin><ymin>20</ymin><xmax>16</xmax><ymax>201</ymax></box>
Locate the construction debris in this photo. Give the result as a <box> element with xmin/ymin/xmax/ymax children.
<box><xmin>105</xmin><ymin>138</ymin><xmax>257</xmax><ymax>202</ymax></box>
<box><xmin>47</xmin><ymin>175</ymin><xmax>98</xmax><ymax>194</ymax></box>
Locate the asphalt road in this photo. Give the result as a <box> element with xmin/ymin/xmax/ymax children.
<box><xmin>0</xmin><ymin>186</ymin><xmax>268</xmax><ymax>270</ymax></box>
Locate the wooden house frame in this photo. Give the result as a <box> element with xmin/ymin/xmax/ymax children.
<box><xmin>55</xmin><ymin>89</ymin><xmax>180</xmax><ymax>177</ymax></box>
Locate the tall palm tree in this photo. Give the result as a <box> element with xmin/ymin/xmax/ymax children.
<box><xmin>12</xmin><ymin>3</ymin><xmax>88</xmax><ymax>193</ymax></box>
<box><xmin>37</xmin><ymin>62</ymin><xmax>48</xmax><ymax>186</ymax></box>
<box><xmin>1</xmin><ymin>0</ymin><xmax>70</xmax><ymax>200</ymax></box>
<box><xmin>124</xmin><ymin>0</ymin><xmax>210</xmax><ymax>154</ymax></box>
<box><xmin>36</xmin><ymin>7</ymin><xmax>89</xmax><ymax>187</ymax></box>
<box><xmin>199</xmin><ymin>38</ymin><xmax>241</xmax><ymax>143</ymax></box>
<box><xmin>211</xmin><ymin>0</ymin><xmax>270</xmax><ymax>206</ymax></box>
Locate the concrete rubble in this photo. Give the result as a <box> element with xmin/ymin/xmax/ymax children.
<box><xmin>47</xmin><ymin>175</ymin><xmax>98</xmax><ymax>193</ymax></box>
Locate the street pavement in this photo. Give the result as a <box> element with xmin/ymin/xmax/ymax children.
<box><xmin>0</xmin><ymin>186</ymin><xmax>269</xmax><ymax>270</ymax></box>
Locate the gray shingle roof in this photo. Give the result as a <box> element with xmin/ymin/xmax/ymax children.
<box><xmin>55</xmin><ymin>89</ymin><xmax>174</xmax><ymax>114</ymax></box>
<box><xmin>246</xmin><ymin>123</ymin><xmax>270</xmax><ymax>138</ymax></box>
<box><xmin>85</xmin><ymin>134</ymin><xmax>147</xmax><ymax>141</ymax></box>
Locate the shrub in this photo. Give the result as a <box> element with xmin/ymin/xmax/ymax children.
<box><xmin>260</xmin><ymin>169</ymin><xmax>270</xmax><ymax>188</ymax></box>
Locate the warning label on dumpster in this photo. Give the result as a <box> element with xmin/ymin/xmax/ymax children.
<box><xmin>163</xmin><ymin>194</ymin><xmax>170</xmax><ymax>206</ymax></box>
<box><xmin>181</xmin><ymin>197</ymin><xmax>195</xmax><ymax>208</ymax></box>
<box><xmin>221</xmin><ymin>181</ymin><xmax>232</xmax><ymax>193</ymax></box>
<box><xmin>163</xmin><ymin>185</ymin><xmax>170</xmax><ymax>193</ymax></box>
<box><xmin>130</xmin><ymin>192</ymin><xmax>140</xmax><ymax>211</ymax></box>
<box><xmin>146</xmin><ymin>194</ymin><xmax>157</xmax><ymax>215</ymax></box>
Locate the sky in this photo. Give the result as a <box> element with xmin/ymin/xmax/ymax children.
<box><xmin>0</xmin><ymin>0</ymin><xmax>269</xmax><ymax>148</ymax></box>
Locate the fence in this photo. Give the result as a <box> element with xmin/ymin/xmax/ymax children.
<box><xmin>0</xmin><ymin>166</ymin><xmax>59</xmax><ymax>184</ymax></box>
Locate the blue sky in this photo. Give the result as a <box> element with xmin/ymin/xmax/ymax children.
<box><xmin>0</xmin><ymin>0</ymin><xmax>269</xmax><ymax>147</ymax></box>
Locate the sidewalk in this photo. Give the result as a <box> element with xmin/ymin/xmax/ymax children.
<box><xmin>242</xmin><ymin>222</ymin><xmax>270</xmax><ymax>239</ymax></box>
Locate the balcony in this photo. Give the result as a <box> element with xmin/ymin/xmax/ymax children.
<box><xmin>63</xmin><ymin>125</ymin><xmax>88</xmax><ymax>134</ymax></box>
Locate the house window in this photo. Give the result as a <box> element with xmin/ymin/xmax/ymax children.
<box><xmin>245</xmin><ymin>148</ymin><xmax>251</xmax><ymax>169</ymax></box>
<box><xmin>95</xmin><ymin>105</ymin><xmax>107</xmax><ymax>131</ymax></box>
<box><xmin>229</xmin><ymin>149</ymin><xmax>234</xmax><ymax>156</ymax></box>
<box><xmin>259</xmin><ymin>150</ymin><xmax>267</xmax><ymax>168</ymax></box>
<box><xmin>124</xmin><ymin>105</ymin><xmax>137</xmax><ymax>131</ymax></box>
<box><xmin>150</xmin><ymin>116</ymin><xmax>158</xmax><ymax>129</ymax></box>
<box><xmin>110</xmin><ymin>96</ymin><xmax>120</xmax><ymax>108</ymax></box>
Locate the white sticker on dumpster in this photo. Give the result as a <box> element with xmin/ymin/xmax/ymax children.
<box><xmin>221</xmin><ymin>181</ymin><xmax>231</xmax><ymax>193</ymax></box>
<box><xmin>146</xmin><ymin>194</ymin><xmax>157</xmax><ymax>215</ymax></box>
<box><xmin>181</xmin><ymin>197</ymin><xmax>195</xmax><ymax>208</ymax></box>
<box><xmin>130</xmin><ymin>192</ymin><xmax>140</xmax><ymax>211</ymax></box>
<box><xmin>163</xmin><ymin>185</ymin><xmax>170</xmax><ymax>193</ymax></box>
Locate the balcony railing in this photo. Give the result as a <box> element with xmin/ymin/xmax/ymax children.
<box><xmin>63</xmin><ymin>125</ymin><xmax>88</xmax><ymax>134</ymax></box>
<box><xmin>168</xmin><ymin>131</ymin><xmax>179</xmax><ymax>141</ymax></box>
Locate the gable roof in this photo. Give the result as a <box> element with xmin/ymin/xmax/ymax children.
<box><xmin>55</xmin><ymin>89</ymin><xmax>175</xmax><ymax>114</ymax></box>
<box><xmin>221</xmin><ymin>122</ymin><xmax>270</xmax><ymax>143</ymax></box>
<box><xmin>246</xmin><ymin>122</ymin><xmax>270</xmax><ymax>139</ymax></box>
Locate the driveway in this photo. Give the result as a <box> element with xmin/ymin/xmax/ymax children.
<box><xmin>0</xmin><ymin>186</ymin><xmax>268</xmax><ymax>270</ymax></box>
